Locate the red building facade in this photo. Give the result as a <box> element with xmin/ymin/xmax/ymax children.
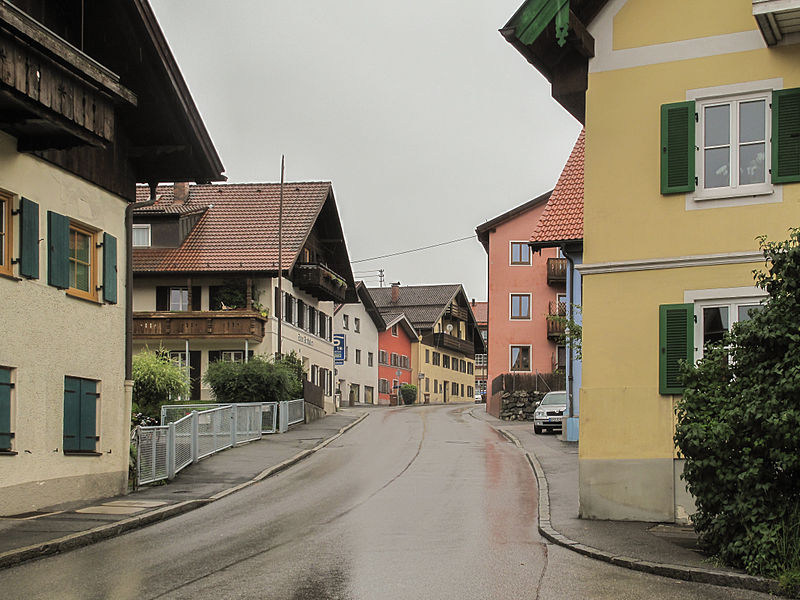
<box><xmin>377</xmin><ymin>315</ymin><xmax>417</xmax><ymax>405</ymax></box>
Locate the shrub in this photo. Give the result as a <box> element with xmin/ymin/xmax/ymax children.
<box><xmin>204</xmin><ymin>355</ymin><xmax>298</xmax><ymax>403</ymax></box>
<box><xmin>274</xmin><ymin>351</ymin><xmax>305</xmax><ymax>399</ymax></box>
<box><xmin>132</xmin><ymin>349</ymin><xmax>190</xmax><ymax>419</ymax></box>
<box><xmin>400</xmin><ymin>384</ymin><xmax>417</xmax><ymax>405</ymax></box>
<box><xmin>675</xmin><ymin>230</ymin><xmax>800</xmax><ymax>578</ymax></box>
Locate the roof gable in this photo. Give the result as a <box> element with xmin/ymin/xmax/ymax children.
<box><xmin>133</xmin><ymin>182</ymin><xmax>352</xmax><ymax>277</ymax></box>
<box><xmin>531</xmin><ymin>129</ymin><xmax>584</xmax><ymax>246</ymax></box>
<box><xmin>475</xmin><ymin>190</ymin><xmax>552</xmax><ymax>252</ymax></box>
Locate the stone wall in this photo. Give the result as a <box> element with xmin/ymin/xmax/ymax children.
<box><xmin>500</xmin><ymin>390</ymin><xmax>545</xmax><ymax>421</ymax></box>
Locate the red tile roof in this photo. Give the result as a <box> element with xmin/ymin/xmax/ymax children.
<box><xmin>133</xmin><ymin>182</ymin><xmax>332</xmax><ymax>272</ymax></box>
<box><xmin>470</xmin><ymin>301</ymin><xmax>487</xmax><ymax>325</ymax></box>
<box><xmin>531</xmin><ymin>130</ymin><xmax>584</xmax><ymax>245</ymax></box>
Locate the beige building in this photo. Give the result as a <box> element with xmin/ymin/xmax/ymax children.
<box><xmin>132</xmin><ymin>182</ymin><xmax>357</xmax><ymax>415</ymax></box>
<box><xmin>0</xmin><ymin>1</ymin><xmax>223</xmax><ymax>515</ymax></box>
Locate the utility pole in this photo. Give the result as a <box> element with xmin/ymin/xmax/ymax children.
<box><xmin>277</xmin><ymin>155</ymin><xmax>284</xmax><ymax>357</ymax></box>
<box><xmin>379</xmin><ymin>268</ymin><xmax>384</xmax><ymax>287</ymax></box>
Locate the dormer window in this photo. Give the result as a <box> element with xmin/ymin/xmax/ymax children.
<box><xmin>133</xmin><ymin>224</ymin><xmax>151</xmax><ymax>247</ymax></box>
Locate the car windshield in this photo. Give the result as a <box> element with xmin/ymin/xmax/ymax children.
<box><xmin>540</xmin><ymin>392</ymin><xmax>566</xmax><ymax>406</ymax></box>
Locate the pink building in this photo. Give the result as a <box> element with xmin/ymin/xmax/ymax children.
<box><xmin>476</xmin><ymin>191</ymin><xmax>565</xmax><ymax>417</ymax></box>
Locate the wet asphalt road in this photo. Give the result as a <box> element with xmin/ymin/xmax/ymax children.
<box><xmin>0</xmin><ymin>405</ymin><xmax>775</xmax><ymax>599</ymax></box>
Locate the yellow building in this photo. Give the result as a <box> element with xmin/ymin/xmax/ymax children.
<box><xmin>503</xmin><ymin>0</ymin><xmax>800</xmax><ymax>521</ymax></box>
<box><xmin>369</xmin><ymin>284</ymin><xmax>484</xmax><ymax>403</ymax></box>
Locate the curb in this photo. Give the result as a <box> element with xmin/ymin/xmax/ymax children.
<box><xmin>495</xmin><ymin>427</ymin><xmax>780</xmax><ymax>596</ymax></box>
<box><xmin>0</xmin><ymin>499</ymin><xmax>209</xmax><ymax>570</ymax></box>
<box><xmin>0</xmin><ymin>411</ymin><xmax>369</xmax><ymax>570</ymax></box>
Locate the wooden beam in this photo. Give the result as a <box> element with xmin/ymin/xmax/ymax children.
<box><xmin>568</xmin><ymin>10</ymin><xmax>594</xmax><ymax>58</ymax></box>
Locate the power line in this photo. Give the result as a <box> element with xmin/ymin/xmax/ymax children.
<box><xmin>351</xmin><ymin>235</ymin><xmax>477</xmax><ymax>264</ymax></box>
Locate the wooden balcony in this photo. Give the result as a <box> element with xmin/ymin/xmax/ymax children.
<box><xmin>547</xmin><ymin>258</ymin><xmax>567</xmax><ymax>286</ymax></box>
<box><xmin>293</xmin><ymin>263</ymin><xmax>347</xmax><ymax>303</ymax></box>
<box><xmin>445</xmin><ymin>304</ymin><xmax>469</xmax><ymax>321</ymax></box>
<box><xmin>432</xmin><ymin>332</ymin><xmax>475</xmax><ymax>356</ymax></box>
<box><xmin>547</xmin><ymin>301</ymin><xmax>566</xmax><ymax>340</ymax></box>
<box><xmin>133</xmin><ymin>311</ymin><xmax>266</xmax><ymax>341</ymax></box>
<box><xmin>0</xmin><ymin>3</ymin><xmax>136</xmax><ymax>150</ymax></box>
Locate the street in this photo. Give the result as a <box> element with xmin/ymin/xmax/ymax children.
<box><xmin>0</xmin><ymin>405</ymin><xmax>774</xmax><ymax>600</ymax></box>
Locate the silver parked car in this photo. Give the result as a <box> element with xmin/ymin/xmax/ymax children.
<box><xmin>533</xmin><ymin>391</ymin><xmax>567</xmax><ymax>434</ymax></box>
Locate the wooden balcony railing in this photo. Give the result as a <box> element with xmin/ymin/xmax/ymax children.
<box><xmin>547</xmin><ymin>301</ymin><xmax>566</xmax><ymax>340</ymax></box>
<box><xmin>133</xmin><ymin>311</ymin><xmax>267</xmax><ymax>341</ymax></box>
<box><xmin>432</xmin><ymin>332</ymin><xmax>475</xmax><ymax>356</ymax></box>
<box><xmin>294</xmin><ymin>263</ymin><xmax>348</xmax><ymax>303</ymax></box>
<box><xmin>547</xmin><ymin>258</ymin><xmax>568</xmax><ymax>286</ymax></box>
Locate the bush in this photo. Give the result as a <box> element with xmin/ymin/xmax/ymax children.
<box><xmin>400</xmin><ymin>384</ymin><xmax>417</xmax><ymax>405</ymax></box>
<box><xmin>675</xmin><ymin>230</ymin><xmax>800</xmax><ymax>578</ymax></box>
<box><xmin>132</xmin><ymin>349</ymin><xmax>190</xmax><ymax>419</ymax></box>
<box><xmin>274</xmin><ymin>351</ymin><xmax>305</xmax><ymax>399</ymax></box>
<box><xmin>204</xmin><ymin>355</ymin><xmax>298</xmax><ymax>403</ymax></box>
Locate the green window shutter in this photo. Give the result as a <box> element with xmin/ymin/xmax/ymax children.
<box><xmin>63</xmin><ymin>377</ymin><xmax>81</xmax><ymax>451</ymax></box>
<box><xmin>47</xmin><ymin>211</ymin><xmax>70</xmax><ymax>289</ymax></box>
<box><xmin>79</xmin><ymin>379</ymin><xmax>97</xmax><ymax>451</ymax></box>
<box><xmin>772</xmin><ymin>87</ymin><xmax>800</xmax><ymax>184</ymax></box>
<box><xmin>102</xmin><ymin>233</ymin><xmax>117</xmax><ymax>303</ymax></box>
<box><xmin>0</xmin><ymin>368</ymin><xmax>11</xmax><ymax>451</ymax></box>
<box><xmin>659</xmin><ymin>304</ymin><xmax>694</xmax><ymax>395</ymax></box>
<box><xmin>660</xmin><ymin>101</ymin><xmax>696</xmax><ymax>194</ymax></box>
<box><xmin>19</xmin><ymin>198</ymin><xmax>39</xmax><ymax>279</ymax></box>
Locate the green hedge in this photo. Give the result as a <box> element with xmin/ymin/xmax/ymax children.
<box><xmin>203</xmin><ymin>354</ymin><xmax>301</xmax><ymax>404</ymax></box>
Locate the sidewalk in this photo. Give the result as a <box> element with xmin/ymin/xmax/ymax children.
<box><xmin>0</xmin><ymin>409</ymin><xmax>366</xmax><ymax>570</ymax></box>
<box><xmin>470</xmin><ymin>407</ymin><xmax>780</xmax><ymax>596</ymax></box>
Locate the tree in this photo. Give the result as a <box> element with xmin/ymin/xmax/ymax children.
<box><xmin>132</xmin><ymin>349</ymin><xmax>190</xmax><ymax>419</ymax></box>
<box><xmin>675</xmin><ymin>230</ymin><xmax>800</xmax><ymax>584</ymax></box>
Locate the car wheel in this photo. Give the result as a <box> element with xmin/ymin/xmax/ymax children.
<box><xmin>534</xmin><ymin>426</ymin><xmax>543</xmax><ymax>434</ymax></box>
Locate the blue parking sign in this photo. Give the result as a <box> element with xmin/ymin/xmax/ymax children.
<box><xmin>333</xmin><ymin>334</ymin><xmax>346</xmax><ymax>365</ymax></box>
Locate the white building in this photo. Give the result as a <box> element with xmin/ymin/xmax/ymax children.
<box><xmin>333</xmin><ymin>283</ymin><xmax>384</xmax><ymax>406</ymax></box>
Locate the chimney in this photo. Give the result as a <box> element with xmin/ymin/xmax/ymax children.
<box><xmin>391</xmin><ymin>282</ymin><xmax>401</xmax><ymax>304</ymax></box>
<box><xmin>471</xmin><ymin>298</ymin><xmax>475</xmax><ymax>306</ymax></box>
<box><xmin>173</xmin><ymin>182</ymin><xmax>190</xmax><ymax>205</ymax></box>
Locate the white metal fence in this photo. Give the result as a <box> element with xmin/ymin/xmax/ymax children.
<box><xmin>286</xmin><ymin>398</ymin><xmax>304</xmax><ymax>426</ymax></box>
<box><xmin>136</xmin><ymin>400</ymin><xmax>301</xmax><ymax>487</ymax></box>
<box><xmin>161</xmin><ymin>402</ymin><xmax>278</xmax><ymax>434</ymax></box>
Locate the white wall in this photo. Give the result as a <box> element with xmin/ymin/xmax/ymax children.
<box><xmin>334</xmin><ymin>300</ymin><xmax>379</xmax><ymax>405</ymax></box>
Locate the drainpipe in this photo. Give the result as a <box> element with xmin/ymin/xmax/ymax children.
<box><xmin>125</xmin><ymin>182</ymin><xmax>158</xmax><ymax>380</ymax></box>
<box><xmin>560</xmin><ymin>244</ymin><xmax>576</xmax><ymax>419</ymax></box>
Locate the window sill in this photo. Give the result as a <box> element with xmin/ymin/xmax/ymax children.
<box><xmin>0</xmin><ymin>271</ymin><xmax>21</xmax><ymax>282</ymax></box>
<box><xmin>686</xmin><ymin>185</ymin><xmax>781</xmax><ymax>210</ymax></box>
<box><xmin>65</xmin><ymin>290</ymin><xmax>102</xmax><ymax>305</ymax></box>
<box><xmin>0</xmin><ymin>450</ymin><xmax>17</xmax><ymax>456</ymax></box>
<box><xmin>63</xmin><ymin>451</ymin><xmax>102</xmax><ymax>456</ymax></box>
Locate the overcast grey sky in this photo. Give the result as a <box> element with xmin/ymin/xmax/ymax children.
<box><xmin>150</xmin><ymin>0</ymin><xmax>581</xmax><ymax>301</ymax></box>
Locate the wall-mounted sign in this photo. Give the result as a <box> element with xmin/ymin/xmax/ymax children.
<box><xmin>333</xmin><ymin>334</ymin><xmax>346</xmax><ymax>365</ymax></box>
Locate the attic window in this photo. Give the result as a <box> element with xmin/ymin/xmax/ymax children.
<box><xmin>133</xmin><ymin>224</ymin><xmax>151</xmax><ymax>247</ymax></box>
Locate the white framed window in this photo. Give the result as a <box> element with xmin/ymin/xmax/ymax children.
<box><xmin>354</xmin><ymin>317</ymin><xmax>360</xmax><ymax>333</ymax></box>
<box><xmin>132</xmin><ymin>224</ymin><xmax>151</xmax><ymax>247</ymax></box>
<box><xmin>343</xmin><ymin>314</ymin><xmax>349</xmax><ymax>330</ymax></box>
<box><xmin>170</xmin><ymin>287</ymin><xmax>189</xmax><ymax>311</ymax></box>
<box><xmin>510</xmin><ymin>293</ymin><xmax>531</xmax><ymax>320</ymax></box>
<box><xmin>222</xmin><ymin>351</ymin><xmax>244</xmax><ymax>363</ymax></box>
<box><xmin>687</xmin><ymin>79</ymin><xmax>783</xmax><ymax>208</ymax></box>
<box><xmin>685</xmin><ymin>287</ymin><xmax>767</xmax><ymax>361</ymax></box>
<box><xmin>510</xmin><ymin>345</ymin><xmax>531</xmax><ymax>372</ymax></box>
<box><xmin>510</xmin><ymin>241</ymin><xmax>531</xmax><ymax>266</ymax></box>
